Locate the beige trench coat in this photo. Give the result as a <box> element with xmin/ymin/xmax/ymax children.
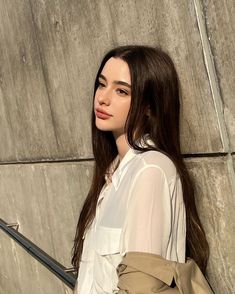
<box><xmin>116</xmin><ymin>252</ymin><xmax>214</xmax><ymax>294</ymax></box>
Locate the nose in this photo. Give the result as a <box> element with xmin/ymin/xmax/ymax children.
<box><xmin>96</xmin><ymin>88</ymin><xmax>111</xmax><ymax>105</ymax></box>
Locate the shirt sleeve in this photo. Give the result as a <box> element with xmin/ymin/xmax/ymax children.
<box><xmin>120</xmin><ymin>166</ymin><xmax>174</xmax><ymax>258</ymax></box>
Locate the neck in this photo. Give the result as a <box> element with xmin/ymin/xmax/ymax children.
<box><xmin>113</xmin><ymin>133</ymin><xmax>130</xmax><ymax>161</ymax></box>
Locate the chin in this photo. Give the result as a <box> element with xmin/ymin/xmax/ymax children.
<box><xmin>95</xmin><ymin>122</ymin><xmax>112</xmax><ymax>132</ymax></box>
<box><xmin>96</xmin><ymin>127</ymin><xmax>111</xmax><ymax>132</ymax></box>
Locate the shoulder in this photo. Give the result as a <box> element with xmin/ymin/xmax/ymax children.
<box><xmin>135</xmin><ymin>150</ymin><xmax>178</xmax><ymax>182</ymax></box>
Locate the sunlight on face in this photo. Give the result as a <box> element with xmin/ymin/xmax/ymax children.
<box><xmin>94</xmin><ymin>57</ymin><xmax>131</xmax><ymax>138</ymax></box>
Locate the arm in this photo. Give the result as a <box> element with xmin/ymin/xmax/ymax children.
<box><xmin>118</xmin><ymin>166</ymin><xmax>181</xmax><ymax>293</ymax></box>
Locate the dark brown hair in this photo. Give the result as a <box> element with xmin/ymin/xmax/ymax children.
<box><xmin>72</xmin><ymin>45</ymin><xmax>209</xmax><ymax>274</ymax></box>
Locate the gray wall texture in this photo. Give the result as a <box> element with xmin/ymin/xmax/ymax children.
<box><xmin>0</xmin><ymin>0</ymin><xmax>234</xmax><ymax>293</ymax></box>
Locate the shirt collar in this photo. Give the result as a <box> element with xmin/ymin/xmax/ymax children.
<box><xmin>97</xmin><ymin>148</ymin><xmax>138</xmax><ymax>205</ymax></box>
<box><xmin>106</xmin><ymin>135</ymin><xmax>155</xmax><ymax>190</ymax></box>
<box><xmin>111</xmin><ymin>147</ymin><xmax>139</xmax><ymax>190</ymax></box>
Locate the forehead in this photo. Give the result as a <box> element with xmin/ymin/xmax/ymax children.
<box><xmin>101</xmin><ymin>57</ymin><xmax>131</xmax><ymax>84</ymax></box>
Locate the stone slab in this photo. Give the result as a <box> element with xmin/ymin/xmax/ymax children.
<box><xmin>0</xmin><ymin>161</ymin><xmax>93</xmax><ymax>268</ymax></box>
<box><xmin>29</xmin><ymin>0</ymin><xmax>224</xmax><ymax>154</ymax></box>
<box><xmin>0</xmin><ymin>230</ymin><xmax>73</xmax><ymax>294</ymax></box>
<box><xmin>202</xmin><ymin>0</ymin><xmax>235</xmax><ymax>151</ymax></box>
<box><xmin>0</xmin><ymin>0</ymin><xmax>93</xmax><ymax>162</ymax></box>
<box><xmin>185</xmin><ymin>156</ymin><xmax>235</xmax><ymax>293</ymax></box>
<box><xmin>0</xmin><ymin>0</ymin><xmax>225</xmax><ymax>163</ymax></box>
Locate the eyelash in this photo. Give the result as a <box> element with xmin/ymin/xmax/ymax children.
<box><xmin>116</xmin><ymin>89</ymin><xmax>128</xmax><ymax>95</ymax></box>
<box><xmin>98</xmin><ymin>81</ymin><xmax>105</xmax><ymax>88</ymax></box>
<box><xmin>97</xmin><ymin>81</ymin><xmax>129</xmax><ymax>95</ymax></box>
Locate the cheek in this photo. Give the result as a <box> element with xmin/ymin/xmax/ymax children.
<box><xmin>119</xmin><ymin>101</ymin><xmax>131</xmax><ymax>122</ymax></box>
<box><xmin>124</xmin><ymin>100</ymin><xmax>131</xmax><ymax>115</ymax></box>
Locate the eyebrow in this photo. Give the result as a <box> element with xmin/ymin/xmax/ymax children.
<box><xmin>99</xmin><ymin>74</ymin><xmax>131</xmax><ymax>89</ymax></box>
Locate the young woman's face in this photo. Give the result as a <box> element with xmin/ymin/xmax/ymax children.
<box><xmin>94</xmin><ymin>57</ymin><xmax>131</xmax><ymax>138</ymax></box>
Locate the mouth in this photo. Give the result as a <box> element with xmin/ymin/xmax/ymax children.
<box><xmin>95</xmin><ymin>109</ymin><xmax>112</xmax><ymax>120</ymax></box>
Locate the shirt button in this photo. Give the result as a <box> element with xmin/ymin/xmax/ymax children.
<box><xmin>117</xmin><ymin>264</ymin><xmax>127</xmax><ymax>274</ymax></box>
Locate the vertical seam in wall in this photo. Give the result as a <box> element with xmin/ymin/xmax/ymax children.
<box><xmin>193</xmin><ymin>0</ymin><xmax>229</xmax><ymax>152</ymax></box>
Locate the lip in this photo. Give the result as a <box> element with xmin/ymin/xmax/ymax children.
<box><xmin>95</xmin><ymin>108</ymin><xmax>112</xmax><ymax>119</ymax></box>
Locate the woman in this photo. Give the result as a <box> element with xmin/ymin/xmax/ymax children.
<box><xmin>72</xmin><ymin>45</ymin><xmax>212</xmax><ymax>293</ymax></box>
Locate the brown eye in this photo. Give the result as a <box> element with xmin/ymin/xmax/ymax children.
<box><xmin>116</xmin><ymin>88</ymin><xmax>128</xmax><ymax>95</ymax></box>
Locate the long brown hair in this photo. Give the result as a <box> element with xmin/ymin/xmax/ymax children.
<box><xmin>72</xmin><ymin>45</ymin><xmax>209</xmax><ymax>274</ymax></box>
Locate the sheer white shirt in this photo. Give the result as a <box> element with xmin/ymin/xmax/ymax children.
<box><xmin>75</xmin><ymin>146</ymin><xmax>186</xmax><ymax>293</ymax></box>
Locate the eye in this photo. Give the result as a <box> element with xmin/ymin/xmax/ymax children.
<box><xmin>98</xmin><ymin>81</ymin><xmax>105</xmax><ymax>88</ymax></box>
<box><xmin>116</xmin><ymin>88</ymin><xmax>128</xmax><ymax>95</ymax></box>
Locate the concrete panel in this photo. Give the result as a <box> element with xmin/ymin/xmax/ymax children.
<box><xmin>185</xmin><ymin>156</ymin><xmax>235</xmax><ymax>293</ymax></box>
<box><xmin>30</xmin><ymin>0</ymin><xmax>223</xmax><ymax>154</ymax></box>
<box><xmin>202</xmin><ymin>0</ymin><xmax>235</xmax><ymax>151</ymax></box>
<box><xmin>0</xmin><ymin>161</ymin><xmax>93</xmax><ymax>267</ymax></box>
<box><xmin>0</xmin><ymin>230</ymin><xmax>72</xmax><ymax>294</ymax></box>
<box><xmin>0</xmin><ymin>1</ymin><xmax>224</xmax><ymax>163</ymax></box>
<box><xmin>0</xmin><ymin>1</ymin><xmax>60</xmax><ymax>161</ymax></box>
<box><xmin>0</xmin><ymin>0</ymin><xmax>93</xmax><ymax>162</ymax></box>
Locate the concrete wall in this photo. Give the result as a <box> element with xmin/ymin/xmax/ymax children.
<box><xmin>0</xmin><ymin>0</ymin><xmax>234</xmax><ymax>293</ymax></box>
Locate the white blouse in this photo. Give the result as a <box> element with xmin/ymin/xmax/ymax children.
<box><xmin>75</xmin><ymin>145</ymin><xmax>186</xmax><ymax>293</ymax></box>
